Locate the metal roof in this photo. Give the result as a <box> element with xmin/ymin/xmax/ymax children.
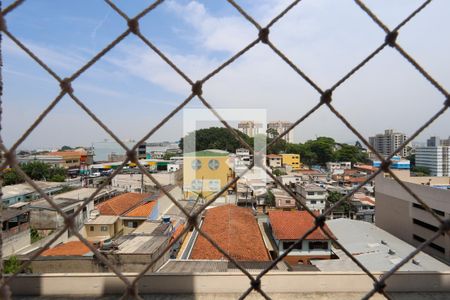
<box><xmin>1</xmin><ymin>208</ymin><xmax>30</xmax><ymax>221</ymax></box>
<box><xmin>312</xmin><ymin>219</ymin><xmax>449</xmax><ymax>272</ymax></box>
<box><xmin>115</xmin><ymin>235</ymin><xmax>168</xmax><ymax>254</ymax></box>
<box><xmin>2</xmin><ymin>181</ymin><xmax>65</xmax><ymax>199</ymax></box>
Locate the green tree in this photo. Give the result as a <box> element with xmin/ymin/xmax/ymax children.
<box><xmin>1</xmin><ymin>169</ymin><xmax>24</xmax><ymax>185</ymax></box>
<box><xmin>30</xmin><ymin>228</ymin><xmax>43</xmax><ymax>243</ymax></box>
<box><xmin>272</xmin><ymin>169</ymin><xmax>286</xmax><ymax>176</ymax></box>
<box><xmin>334</xmin><ymin>144</ymin><xmax>369</xmax><ymax>165</ymax></box>
<box><xmin>326</xmin><ymin>191</ymin><xmax>356</xmax><ymax>217</ymax></box>
<box><xmin>16</xmin><ymin>161</ymin><xmax>67</xmax><ymax>182</ymax></box>
<box><xmin>48</xmin><ymin>166</ymin><xmax>66</xmax><ymax>180</ymax></box>
<box><xmin>3</xmin><ymin>256</ymin><xmax>21</xmax><ymax>274</ymax></box>
<box><xmin>266</xmin><ymin>128</ymin><xmax>279</xmax><ymax>138</ymax></box>
<box><xmin>49</xmin><ymin>174</ymin><xmax>66</xmax><ymax>182</ymax></box>
<box><xmin>180</xmin><ymin>127</ymin><xmax>252</xmax><ymax>153</ymax></box>
<box><xmin>59</xmin><ymin>145</ymin><xmax>73</xmax><ymax>151</ymax></box>
<box><xmin>301</xmin><ymin>137</ymin><xmax>335</xmax><ymax>166</ymax></box>
<box><xmin>266</xmin><ymin>190</ymin><xmax>275</xmax><ymax>207</ymax></box>
<box><xmin>411</xmin><ymin>166</ymin><xmax>430</xmax><ymax>176</ymax></box>
<box><xmin>21</xmin><ymin>161</ymin><xmax>51</xmax><ymax>180</ymax></box>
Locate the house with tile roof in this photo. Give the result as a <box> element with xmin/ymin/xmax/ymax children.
<box><xmin>96</xmin><ymin>192</ymin><xmax>151</xmax><ymax>216</ymax></box>
<box><xmin>120</xmin><ymin>186</ymin><xmax>182</xmax><ymax>234</ymax></box>
<box><xmin>188</xmin><ymin>204</ymin><xmax>270</xmax><ymax>261</ymax></box>
<box><xmin>41</xmin><ymin>241</ymin><xmax>92</xmax><ymax>257</ymax></box>
<box><xmin>82</xmin><ymin>192</ymin><xmax>152</xmax><ymax>239</ymax></box>
<box><xmin>268</xmin><ymin>210</ymin><xmax>335</xmax><ymax>265</ymax></box>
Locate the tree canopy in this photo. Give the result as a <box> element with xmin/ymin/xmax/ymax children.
<box><xmin>179</xmin><ymin>127</ymin><xmax>252</xmax><ymax>153</ymax></box>
<box><xmin>1</xmin><ymin>161</ymin><xmax>67</xmax><ymax>186</ymax></box>
<box><xmin>178</xmin><ymin>127</ymin><xmax>369</xmax><ymax>167</ymax></box>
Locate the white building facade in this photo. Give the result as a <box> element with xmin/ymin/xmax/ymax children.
<box><xmin>295</xmin><ymin>183</ymin><xmax>327</xmax><ymax>213</ymax></box>
<box><xmin>416</xmin><ymin>146</ymin><xmax>450</xmax><ymax>177</ymax></box>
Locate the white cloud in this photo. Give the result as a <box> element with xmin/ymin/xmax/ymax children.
<box><xmin>166</xmin><ymin>0</ymin><xmax>256</xmax><ymax>53</ymax></box>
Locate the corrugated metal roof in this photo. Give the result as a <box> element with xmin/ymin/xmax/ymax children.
<box><xmin>312</xmin><ymin>219</ymin><xmax>449</xmax><ymax>272</ymax></box>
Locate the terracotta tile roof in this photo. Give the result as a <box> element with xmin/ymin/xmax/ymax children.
<box><xmin>353</xmin><ymin>194</ymin><xmax>376</xmax><ymax>205</ymax></box>
<box><xmin>46</xmin><ymin>151</ymin><xmax>82</xmax><ymax>157</ymax></box>
<box><xmin>347</xmin><ymin>177</ymin><xmax>369</xmax><ymax>183</ymax></box>
<box><xmin>355</xmin><ymin>164</ymin><xmax>377</xmax><ymax>172</ymax></box>
<box><xmin>41</xmin><ymin>241</ymin><xmax>91</xmax><ymax>256</ymax></box>
<box><xmin>96</xmin><ymin>193</ymin><xmax>150</xmax><ymax>216</ymax></box>
<box><xmin>170</xmin><ymin>224</ymin><xmax>185</xmax><ymax>243</ymax></box>
<box><xmin>267</xmin><ymin>154</ymin><xmax>282</xmax><ymax>158</ymax></box>
<box><xmin>124</xmin><ymin>200</ymin><xmax>157</xmax><ymax>217</ymax></box>
<box><xmin>268</xmin><ymin>211</ymin><xmax>334</xmax><ymax>241</ymax></box>
<box><xmin>343</xmin><ymin>169</ymin><xmax>358</xmax><ymax>175</ymax></box>
<box><xmin>190</xmin><ymin>205</ymin><xmax>270</xmax><ymax>261</ymax></box>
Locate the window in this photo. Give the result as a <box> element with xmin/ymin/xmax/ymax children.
<box><xmin>413</xmin><ymin>234</ymin><xmax>425</xmax><ymax>242</ymax></box>
<box><xmin>412</xmin><ymin>203</ymin><xmax>445</xmax><ymax>216</ymax></box>
<box><xmin>310</xmin><ymin>200</ymin><xmax>317</xmax><ymax>204</ymax></box>
<box><xmin>127</xmin><ymin>221</ymin><xmax>138</xmax><ymax>228</ymax></box>
<box><xmin>283</xmin><ymin>241</ymin><xmax>302</xmax><ymax>250</ymax></box>
<box><xmin>100</xmin><ymin>226</ymin><xmax>108</xmax><ymax>232</ymax></box>
<box><xmin>285</xmin><ymin>200</ymin><xmax>291</xmax><ymax>204</ymax></box>
<box><xmin>90</xmin><ymin>226</ymin><xmax>94</xmax><ymax>232</ymax></box>
<box><xmin>429</xmin><ymin>242</ymin><xmax>445</xmax><ymax>254</ymax></box>
<box><xmin>413</xmin><ymin>218</ymin><xmax>439</xmax><ymax>232</ymax></box>
<box><xmin>309</xmin><ymin>241</ymin><xmax>329</xmax><ymax>250</ymax></box>
<box><xmin>307</xmin><ymin>192</ymin><xmax>315</xmax><ymax>196</ymax></box>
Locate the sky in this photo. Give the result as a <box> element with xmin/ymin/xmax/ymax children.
<box><xmin>2</xmin><ymin>0</ymin><xmax>449</xmax><ymax>150</ymax></box>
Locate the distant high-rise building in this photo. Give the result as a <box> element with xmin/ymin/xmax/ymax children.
<box><xmin>368</xmin><ymin>129</ymin><xmax>408</xmax><ymax>158</ymax></box>
<box><xmin>237</xmin><ymin>121</ymin><xmax>262</xmax><ymax>138</ymax></box>
<box><xmin>427</xmin><ymin>136</ymin><xmax>450</xmax><ymax>147</ymax></box>
<box><xmin>267</xmin><ymin>121</ymin><xmax>294</xmax><ymax>143</ymax></box>
<box><xmin>416</xmin><ymin>136</ymin><xmax>450</xmax><ymax>176</ymax></box>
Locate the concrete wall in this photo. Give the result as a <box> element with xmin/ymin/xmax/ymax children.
<box><xmin>375</xmin><ymin>175</ymin><xmax>450</xmax><ymax>263</ymax></box>
<box><xmin>85</xmin><ymin>223</ymin><xmax>115</xmax><ymax>239</ymax></box>
<box><xmin>111</xmin><ymin>173</ymin><xmax>178</xmax><ymax>192</ymax></box>
<box><xmin>9</xmin><ymin>272</ymin><xmax>450</xmax><ymax>296</ymax></box>
<box><xmin>2</xmin><ymin>229</ymin><xmax>31</xmax><ymax>257</ymax></box>
<box><xmin>30</xmin><ymin>210</ymin><xmax>62</xmax><ymax>230</ymax></box>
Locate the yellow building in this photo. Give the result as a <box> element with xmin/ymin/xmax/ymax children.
<box><xmin>46</xmin><ymin>151</ymin><xmax>82</xmax><ymax>169</ymax></box>
<box><xmin>85</xmin><ymin>215</ymin><xmax>121</xmax><ymax>242</ymax></box>
<box><xmin>183</xmin><ymin>150</ymin><xmax>234</xmax><ymax>200</ymax></box>
<box><xmin>281</xmin><ymin>153</ymin><xmax>301</xmax><ymax>171</ymax></box>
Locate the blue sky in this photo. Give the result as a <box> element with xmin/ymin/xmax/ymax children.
<box><xmin>2</xmin><ymin>0</ymin><xmax>449</xmax><ymax>150</ymax></box>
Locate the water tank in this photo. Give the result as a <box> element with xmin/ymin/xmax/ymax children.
<box><xmin>162</xmin><ymin>215</ymin><xmax>171</xmax><ymax>224</ymax></box>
